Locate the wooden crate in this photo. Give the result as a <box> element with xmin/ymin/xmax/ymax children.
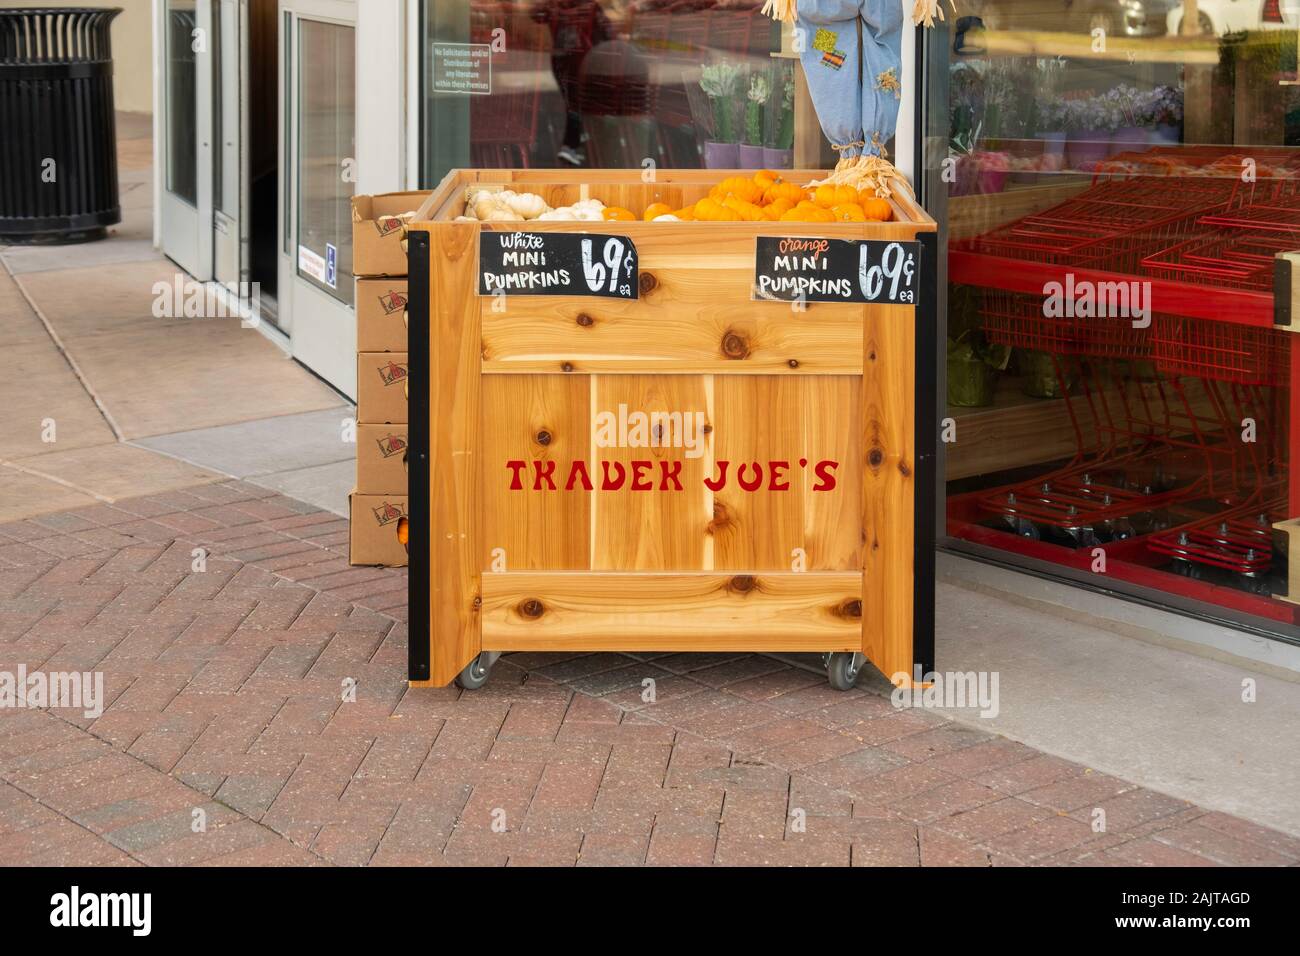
<box><xmin>406</xmin><ymin>169</ymin><xmax>938</xmax><ymax>688</ymax></box>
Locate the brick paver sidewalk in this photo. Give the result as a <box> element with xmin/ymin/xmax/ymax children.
<box><xmin>1</xmin><ymin>481</ymin><xmax>1297</xmax><ymax>866</ymax></box>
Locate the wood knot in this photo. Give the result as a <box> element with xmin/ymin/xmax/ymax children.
<box><xmin>575</xmin><ymin>312</ymin><xmax>595</xmax><ymax>327</ymax></box>
<box><xmin>519</xmin><ymin>599</ymin><xmax>544</xmax><ymax>618</ymax></box>
<box><xmin>787</xmin><ymin>359</ymin><xmax>800</xmax><ymax>369</ymax></box>
<box><xmin>836</xmin><ymin>598</ymin><xmax>863</xmax><ymax>619</ymax></box>
<box><xmin>708</xmin><ymin>500</ymin><xmax>732</xmax><ymax>534</ymax></box>
<box><xmin>472</xmin><ymin>596</ymin><xmax>482</xmax><ymax>609</ymax></box>
<box><xmin>535</xmin><ymin>429</ymin><xmax>552</xmax><ymax>446</ymax></box>
<box><xmin>560</xmin><ymin>362</ymin><xmax>575</xmax><ymax>373</ymax></box>
<box><xmin>703</xmin><ymin>423</ymin><xmax>713</xmax><ymax>434</ymax></box>
<box><xmin>721</xmin><ymin>330</ymin><xmax>750</xmax><ymax>360</ymax></box>
<box><xmin>868</xmin><ymin>448</ymin><xmax>885</xmax><ymax>468</ymax></box>
<box><xmin>728</xmin><ymin>574</ymin><xmax>756</xmax><ymax>594</ymax></box>
<box><xmin>898</xmin><ymin>461</ymin><xmax>912</xmax><ymax>478</ymax></box>
<box><xmin>639</xmin><ymin>272</ymin><xmax>658</xmax><ymax>296</ymax></box>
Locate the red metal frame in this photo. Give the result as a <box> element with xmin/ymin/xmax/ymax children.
<box><xmin>950</xmin><ymin>152</ymin><xmax>1300</xmax><ymax>617</ymax></box>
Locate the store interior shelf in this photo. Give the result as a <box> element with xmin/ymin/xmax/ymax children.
<box><xmin>980</xmin><ymin>30</ymin><xmax>1221</xmax><ymax>65</ymax></box>
<box><xmin>947</xmin><ymin>376</ymin><xmax>1081</xmax><ymax>481</ymax></box>
<box><xmin>946</xmin><ymin>372</ymin><xmax>1231</xmax><ymax>482</ymax></box>
<box><xmin>949</xmin><ymin>249</ymin><xmax>1276</xmax><ymax>328</ymax></box>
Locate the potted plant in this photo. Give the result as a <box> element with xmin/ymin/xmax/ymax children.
<box><xmin>1066</xmin><ymin>95</ymin><xmax>1115</xmax><ymax>171</ymax></box>
<box><xmin>740</xmin><ymin>68</ymin><xmax>769</xmax><ymax>169</ymax></box>
<box><xmin>764</xmin><ymin>61</ymin><xmax>796</xmax><ymax>169</ymax></box>
<box><xmin>1149</xmin><ymin>85</ymin><xmax>1183</xmax><ymax>145</ymax></box>
<box><xmin>1035</xmin><ymin>94</ymin><xmax>1069</xmax><ymax>164</ymax></box>
<box><xmin>947</xmin><ymin>331</ymin><xmax>1010</xmax><ymax>407</ymax></box>
<box><xmin>695</xmin><ymin>62</ymin><xmax>744</xmax><ymax>168</ymax></box>
<box><xmin>1019</xmin><ymin>348</ymin><xmax>1075</xmax><ymax>399</ymax></box>
<box><xmin>1108</xmin><ymin>84</ymin><xmax>1149</xmax><ymax>154</ymax></box>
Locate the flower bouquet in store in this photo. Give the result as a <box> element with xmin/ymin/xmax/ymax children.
<box><xmin>742</xmin><ymin>69</ymin><xmax>771</xmax><ymax>168</ymax></box>
<box><xmin>1065</xmin><ymin>94</ymin><xmax>1121</xmax><ymax>170</ymax></box>
<box><xmin>692</xmin><ymin>61</ymin><xmax>746</xmax><ymax>168</ymax></box>
<box><xmin>764</xmin><ymin>59</ymin><xmax>797</xmax><ymax>169</ymax></box>
<box><xmin>1107</xmin><ymin>84</ymin><xmax>1150</xmax><ymax>153</ymax></box>
<box><xmin>760</xmin><ymin>0</ymin><xmax>955</xmax><ymax>197</ymax></box>
<box><xmin>1148</xmin><ymin>85</ymin><xmax>1184</xmax><ymax>144</ymax></box>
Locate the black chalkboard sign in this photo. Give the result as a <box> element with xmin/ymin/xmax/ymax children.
<box><xmin>478</xmin><ymin>231</ymin><xmax>639</xmax><ymax>299</ymax></box>
<box><xmin>753</xmin><ymin>236</ymin><xmax>921</xmax><ymax>306</ymax></box>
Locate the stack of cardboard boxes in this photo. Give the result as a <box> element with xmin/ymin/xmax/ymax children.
<box><xmin>349</xmin><ymin>191</ymin><xmax>431</xmax><ymax>567</ymax></box>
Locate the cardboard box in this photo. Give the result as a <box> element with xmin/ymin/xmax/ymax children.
<box><xmin>357</xmin><ymin>278</ymin><xmax>409</xmax><ymax>352</ymax></box>
<box><xmin>350</xmin><ymin>492</ymin><xmax>409</xmax><ymax>567</ymax></box>
<box><xmin>351</xmin><ymin>191</ymin><xmax>435</xmax><ymax>278</ymax></box>
<box><xmin>357</xmin><ymin>424</ymin><xmax>409</xmax><ymax>494</ymax></box>
<box><xmin>357</xmin><ymin>351</ymin><xmax>408</xmax><ymax>424</ymax></box>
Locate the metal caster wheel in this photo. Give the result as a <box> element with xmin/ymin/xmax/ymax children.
<box><xmin>1010</xmin><ymin>517</ymin><xmax>1039</xmax><ymax>540</ymax></box>
<box><xmin>827</xmin><ymin>652</ymin><xmax>863</xmax><ymax>691</ymax></box>
<box><xmin>455</xmin><ymin>652</ymin><xmax>499</xmax><ymax>690</ymax></box>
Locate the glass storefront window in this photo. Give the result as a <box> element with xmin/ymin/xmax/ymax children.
<box><xmin>166</xmin><ymin>0</ymin><xmax>198</xmax><ymax>206</ymax></box>
<box><xmin>421</xmin><ymin>0</ymin><xmax>788</xmax><ymax>182</ymax></box>
<box><xmin>930</xmin><ymin>3</ymin><xmax>1300</xmax><ymax>635</ymax></box>
<box><xmin>296</xmin><ymin>18</ymin><xmax>356</xmax><ymax>307</ymax></box>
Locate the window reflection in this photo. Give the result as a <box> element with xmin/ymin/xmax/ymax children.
<box><xmin>940</xmin><ymin>2</ymin><xmax>1300</xmax><ymax>628</ymax></box>
<box><xmin>437</xmin><ymin>1</ymin><xmax>782</xmax><ymax>171</ymax></box>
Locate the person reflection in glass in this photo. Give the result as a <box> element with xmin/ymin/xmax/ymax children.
<box><xmin>530</xmin><ymin>0</ymin><xmax>614</xmax><ymax>165</ymax></box>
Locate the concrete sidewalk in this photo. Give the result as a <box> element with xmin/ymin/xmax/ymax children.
<box><xmin>0</xmin><ymin>112</ymin><xmax>353</xmax><ymax>522</ymax></box>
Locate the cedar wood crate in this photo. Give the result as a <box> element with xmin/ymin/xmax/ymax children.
<box><xmin>406</xmin><ymin>169</ymin><xmax>938</xmax><ymax>690</ymax></box>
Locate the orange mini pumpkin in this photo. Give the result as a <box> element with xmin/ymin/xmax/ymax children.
<box><xmin>643</xmin><ymin>202</ymin><xmax>673</xmax><ymax>221</ymax></box>
<box><xmin>602</xmin><ymin>206</ymin><xmax>636</xmax><ymax>222</ymax></box>
<box><xmin>764</xmin><ymin>181</ymin><xmax>806</xmax><ymax>206</ymax></box>
<box><xmin>861</xmin><ymin>197</ymin><xmax>893</xmax><ymax>222</ymax></box>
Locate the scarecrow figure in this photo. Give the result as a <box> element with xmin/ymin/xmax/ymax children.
<box><xmin>761</xmin><ymin>0</ymin><xmax>955</xmax><ymax>197</ymax></box>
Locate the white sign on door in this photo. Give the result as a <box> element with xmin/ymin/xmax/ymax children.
<box><xmin>298</xmin><ymin>244</ymin><xmax>327</xmax><ymax>283</ymax></box>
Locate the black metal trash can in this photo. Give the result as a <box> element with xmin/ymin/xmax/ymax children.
<box><xmin>0</xmin><ymin>8</ymin><xmax>123</xmax><ymax>244</ymax></box>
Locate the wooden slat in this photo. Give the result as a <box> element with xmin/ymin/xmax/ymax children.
<box><xmin>711</xmin><ymin>377</ymin><xmax>862</xmax><ymax>571</ymax></box>
<box><xmin>482</xmin><ymin>267</ymin><xmax>864</xmax><ymax>374</ymax></box>
<box><xmin>480</xmin><ymin>572</ymin><xmax>863</xmax><ymax>651</ymax></box>
<box><xmin>480</xmin><ymin>375</ymin><xmax>591</xmax><ymax>570</ymax></box>
<box><xmin>591</xmin><ymin>375</ymin><xmax>712</xmax><ymax>571</ymax></box>
<box><xmin>861</xmin><ymin>222</ymin><xmax>922</xmax><ymax>685</ymax></box>
<box><xmin>426</xmin><ymin>222</ymin><xmax>484</xmax><ymax>686</ymax></box>
<box><xmin>802</xmin><ymin>377</ymin><xmax>864</xmax><ymax>569</ymax></box>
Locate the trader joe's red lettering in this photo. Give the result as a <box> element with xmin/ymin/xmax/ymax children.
<box><xmin>504</xmin><ymin>459</ymin><xmax>840</xmax><ymax>493</ymax></box>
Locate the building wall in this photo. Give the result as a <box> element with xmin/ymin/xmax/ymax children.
<box><xmin>18</xmin><ymin>0</ymin><xmax>154</xmax><ymax>114</ymax></box>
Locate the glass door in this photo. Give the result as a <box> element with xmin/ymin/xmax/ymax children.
<box><xmin>213</xmin><ymin>0</ymin><xmax>247</xmax><ymax>291</ymax></box>
<box><xmin>159</xmin><ymin>0</ymin><xmax>213</xmax><ymax>280</ymax></box>
<box><xmin>279</xmin><ymin>0</ymin><xmax>357</xmax><ymax>397</ymax></box>
<box><xmin>159</xmin><ymin>0</ymin><xmax>247</xmax><ymax>289</ymax></box>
